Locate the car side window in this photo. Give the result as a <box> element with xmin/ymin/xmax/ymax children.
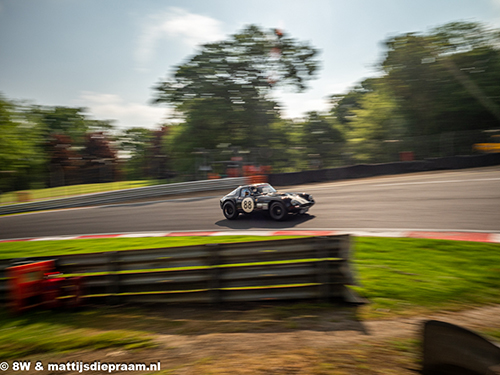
<box><xmin>240</xmin><ymin>188</ymin><xmax>250</xmax><ymax>197</ymax></box>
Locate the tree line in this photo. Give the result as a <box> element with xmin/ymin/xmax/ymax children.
<box><xmin>0</xmin><ymin>102</ymin><xmax>169</xmax><ymax>192</ymax></box>
<box><xmin>1</xmin><ymin>21</ymin><xmax>499</xmax><ymax>192</ymax></box>
<box><xmin>154</xmin><ymin>21</ymin><xmax>500</xmax><ymax>173</ymax></box>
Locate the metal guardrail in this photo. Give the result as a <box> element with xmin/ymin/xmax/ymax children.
<box><xmin>0</xmin><ymin>177</ymin><xmax>247</xmax><ymax>215</ymax></box>
<box><xmin>0</xmin><ymin>235</ymin><xmax>362</xmax><ymax>305</ymax></box>
<box><xmin>5</xmin><ymin>153</ymin><xmax>500</xmax><ymax>216</ymax></box>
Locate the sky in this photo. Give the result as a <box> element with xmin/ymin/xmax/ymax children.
<box><xmin>1</xmin><ymin>0</ymin><xmax>500</xmax><ymax>130</ymax></box>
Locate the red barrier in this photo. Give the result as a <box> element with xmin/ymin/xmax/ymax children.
<box><xmin>399</xmin><ymin>151</ymin><xmax>415</xmax><ymax>161</ymax></box>
<box><xmin>7</xmin><ymin>260</ymin><xmax>55</xmax><ymax>312</ymax></box>
<box><xmin>6</xmin><ymin>260</ymin><xmax>84</xmax><ymax>313</ymax></box>
<box><xmin>248</xmin><ymin>175</ymin><xmax>268</xmax><ymax>184</ymax></box>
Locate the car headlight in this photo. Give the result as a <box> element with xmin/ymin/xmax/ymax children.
<box><xmin>291</xmin><ymin>199</ymin><xmax>299</xmax><ymax>206</ymax></box>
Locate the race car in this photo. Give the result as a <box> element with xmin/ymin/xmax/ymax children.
<box><xmin>220</xmin><ymin>183</ymin><xmax>315</xmax><ymax>221</ymax></box>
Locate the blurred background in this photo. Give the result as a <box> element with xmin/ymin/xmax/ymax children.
<box><xmin>1</xmin><ymin>0</ymin><xmax>500</xmax><ymax>204</ymax></box>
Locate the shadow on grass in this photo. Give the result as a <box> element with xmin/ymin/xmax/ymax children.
<box><xmin>1</xmin><ymin>300</ymin><xmax>368</xmax><ymax>338</ymax></box>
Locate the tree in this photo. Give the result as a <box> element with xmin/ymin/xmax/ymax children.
<box><xmin>82</xmin><ymin>132</ymin><xmax>117</xmax><ymax>183</ymax></box>
<box><xmin>87</xmin><ymin>119</ymin><xmax>116</xmax><ymax>133</ymax></box>
<box><xmin>154</xmin><ymin>25</ymin><xmax>319</xmax><ymax>105</ymax></box>
<box><xmin>429</xmin><ymin>22</ymin><xmax>500</xmax><ymax>128</ymax></box>
<box><xmin>154</xmin><ymin>25</ymin><xmax>320</xmax><ymax>174</ymax></box>
<box><xmin>0</xmin><ymin>95</ymin><xmax>43</xmax><ymax>191</ymax></box>
<box><xmin>347</xmin><ymin>89</ymin><xmax>406</xmax><ymax>162</ymax></box>
<box><xmin>118</xmin><ymin>127</ymin><xmax>153</xmax><ymax>179</ymax></box>
<box><xmin>118</xmin><ymin>126</ymin><xmax>170</xmax><ymax>180</ymax></box>
<box><xmin>381</xmin><ymin>21</ymin><xmax>500</xmax><ymax>137</ymax></box>
<box><xmin>46</xmin><ymin>134</ymin><xmax>81</xmax><ymax>187</ymax></box>
<box><xmin>120</xmin><ymin>127</ymin><xmax>152</xmax><ymax>153</ymax></box>
<box><xmin>330</xmin><ymin>78</ymin><xmax>377</xmax><ymax>132</ymax></box>
<box><xmin>144</xmin><ymin>126</ymin><xmax>169</xmax><ymax>179</ymax></box>
<box><xmin>300</xmin><ymin>111</ymin><xmax>344</xmax><ymax>168</ymax></box>
<box><xmin>29</xmin><ymin>106</ymin><xmax>91</xmax><ymax>146</ymax></box>
<box><xmin>83</xmin><ymin>132</ymin><xmax>116</xmax><ymax>161</ymax></box>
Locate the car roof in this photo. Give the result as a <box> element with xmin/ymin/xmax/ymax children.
<box><xmin>239</xmin><ymin>183</ymin><xmax>271</xmax><ymax>188</ymax></box>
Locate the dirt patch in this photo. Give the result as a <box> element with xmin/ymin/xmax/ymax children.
<box><xmin>19</xmin><ymin>303</ymin><xmax>500</xmax><ymax>374</ymax></box>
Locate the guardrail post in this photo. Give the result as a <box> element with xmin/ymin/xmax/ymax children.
<box><xmin>107</xmin><ymin>251</ymin><xmax>121</xmax><ymax>305</ymax></box>
<box><xmin>316</xmin><ymin>237</ymin><xmax>331</xmax><ymax>302</ymax></box>
<box><xmin>336</xmin><ymin>235</ymin><xmax>366</xmax><ymax>304</ymax></box>
<box><xmin>338</xmin><ymin>235</ymin><xmax>356</xmax><ymax>285</ymax></box>
<box><xmin>207</xmin><ymin>243</ymin><xmax>223</xmax><ymax>305</ymax></box>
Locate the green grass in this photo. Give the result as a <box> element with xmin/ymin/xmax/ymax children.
<box><xmin>387</xmin><ymin>338</ymin><xmax>420</xmax><ymax>353</ymax></box>
<box><xmin>0</xmin><ymin>180</ymin><xmax>159</xmax><ymax>206</ymax></box>
<box><xmin>0</xmin><ymin>309</ymin><xmax>156</xmax><ymax>359</ymax></box>
<box><xmin>0</xmin><ymin>235</ymin><xmax>299</xmax><ymax>259</ymax></box>
<box><xmin>352</xmin><ymin>237</ymin><xmax>500</xmax><ymax>318</ymax></box>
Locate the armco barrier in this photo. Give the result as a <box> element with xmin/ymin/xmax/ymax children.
<box><xmin>4</xmin><ymin>154</ymin><xmax>499</xmax><ymax>215</ymax></box>
<box><xmin>0</xmin><ymin>235</ymin><xmax>362</xmax><ymax>305</ymax></box>
<box><xmin>0</xmin><ymin>177</ymin><xmax>247</xmax><ymax>215</ymax></box>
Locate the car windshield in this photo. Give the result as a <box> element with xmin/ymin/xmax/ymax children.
<box><xmin>227</xmin><ymin>188</ymin><xmax>239</xmax><ymax>196</ymax></box>
<box><xmin>257</xmin><ymin>184</ymin><xmax>276</xmax><ymax>194</ymax></box>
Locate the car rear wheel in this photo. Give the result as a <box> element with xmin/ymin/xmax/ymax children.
<box><xmin>269</xmin><ymin>202</ymin><xmax>286</xmax><ymax>221</ymax></box>
<box><xmin>223</xmin><ymin>201</ymin><xmax>239</xmax><ymax>220</ymax></box>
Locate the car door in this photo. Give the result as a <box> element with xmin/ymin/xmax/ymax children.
<box><xmin>236</xmin><ymin>187</ymin><xmax>255</xmax><ymax>213</ymax></box>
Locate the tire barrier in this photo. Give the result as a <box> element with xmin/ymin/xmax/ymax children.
<box><xmin>0</xmin><ymin>235</ymin><xmax>363</xmax><ymax>306</ymax></box>
<box><xmin>248</xmin><ymin>175</ymin><xmax>268</xmax><ymax>184</ymax></box>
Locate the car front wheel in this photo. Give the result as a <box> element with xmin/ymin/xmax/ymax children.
<box><xmin>269</xmin><ymin>202</ymin><xmax>286</xmax><ymax>221</ymax></box>
<box><xmin>223</xmin><ymin>201</ymin><xmax>239</xmax><ymax>220</ymax></box>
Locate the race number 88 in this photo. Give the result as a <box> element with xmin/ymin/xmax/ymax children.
<box><xmin>242</xmin><ymin>198</ymin><xmax>254</xmax><ymax>213</ymax></box>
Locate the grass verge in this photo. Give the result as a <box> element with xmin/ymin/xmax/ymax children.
<box><xmin>0</xmin><ymin>235</ymin><xmax>499</xmax><ymax>362</ymax></box>
<box><xmin>0</xmin><ymin>180</ymin><xmax>159</xmax><ymax>206</ymax></box>
<box><xmin>0</xmin><ymin>235</ymin><xmax>299</xmax><ymax>259</ymax></box>
<box><xmin>0</xmin><ymin>308</ymin><xmax>156</xmax><ymax>359</ymax></box>
<box><xmin>352</xmin><ymin>237</ymin><xmax>500</xmax><ymax>318</ymax></box>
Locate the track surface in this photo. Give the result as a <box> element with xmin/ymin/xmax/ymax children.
<box><xmin>1</xmin><ymin>168</ymin><xmax>499</xmax><ymax>240</ymax></box>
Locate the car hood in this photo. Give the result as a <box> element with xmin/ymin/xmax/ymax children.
<box><xmin>268</xmin><ymin>192</ymin><xmax>310</xmax><ymax>204</ymax></box>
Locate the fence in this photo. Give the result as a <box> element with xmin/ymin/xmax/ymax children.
<box><xmin>269</xmin><ymin>153</ymin><xmax>500</xmax><ymax>186</ymax></box>
<box><xmin>0</xmin><ymin>235</ymin><xmax>361</xmax><ymax>306</ymax></box>
<box><xmin>189</xmin><ymin>130</ymin><xmax>498</xmax><ymax>172</ymax></box>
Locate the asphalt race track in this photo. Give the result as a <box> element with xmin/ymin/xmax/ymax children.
<box><xmin>1</xmin><ymin>168</ymin><xmax>499</xmax><ymax>240</ymax></box>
